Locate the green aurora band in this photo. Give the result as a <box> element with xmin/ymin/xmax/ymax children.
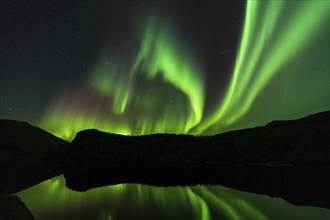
<box><xmin>38</xmin><ymin>0</ymin><xmax>329</xmax><ymax>139</ymax></box>
<box><xmin>39</xmin><ymin>12</ymin><xmax>205</xmax><ymax>140</ymax></box>
<box><xmin>196</xmin><ymin>0</ymin><xmax>329</xmax><ymax>133</ymax></box>
<box><xmin>19</xmin><ymin>1</ymin><xmax>329</xmax><ymax>220</ymax></box>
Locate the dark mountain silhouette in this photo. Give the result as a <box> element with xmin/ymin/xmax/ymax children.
<box><xmin>0</xmin><ymin>111</ymin><xmax>329</xmax><ymax>212</ymax></box>
<box><xmin>64</xmin><ymin>110</ymin><xmax>330</xmax><ymax>208</ymax></box>
<box><xmin>0</xmin><ymin>196</ymin><xmax>35</xmax><ymax>220</ymax></box>
<box><xmin>0</xmin><ymin>120</ymin><xmax>71</xmax><ymax>219</ymax></box>
<box><xmin>0</xmin><ymin>120</ymin><xmax>69</xmax><ymax>194</ymax></box>
<box><xmin>68</xmin><ymin>110</ymin><xmax>330</xmax><ymax>167</ymax></box>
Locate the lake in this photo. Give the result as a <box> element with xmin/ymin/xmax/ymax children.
<box><xmin>17</xmin><ymin>175</ymin><xmax>330</xmax><ymax>220</ymax></box>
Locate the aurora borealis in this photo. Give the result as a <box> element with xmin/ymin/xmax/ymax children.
<box><xmin>2</xmin><ymin>1</ymin><xmax>328</xmax><ymax>138</ymax></box>
<box><xmin>39</xmin><ymin>12</ymin><xmax>206</xmax><ymax>139</ymax></box>
<box><xmin>1</xmin><ymin>0</ymin><xmax>329</xmax><ymax>219</ymax></box>
<box><xmin>196</xmin><ymin>0</ymin><xmax>329</xmax><ymax>134</ymax></box>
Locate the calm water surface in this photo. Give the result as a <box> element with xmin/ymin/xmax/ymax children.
<box><xmin>17</xmin><ymin>175</ymin><xmax>330</xmax><ymax>220</ymax></box>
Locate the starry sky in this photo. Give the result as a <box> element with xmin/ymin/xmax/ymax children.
<box><xmin>1</xmin><ymin>1</ymin><xmax>329</xmax><ymax>139</ymax></box>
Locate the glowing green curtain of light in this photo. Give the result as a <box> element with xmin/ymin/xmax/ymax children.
<box><xmin>131</xmin><ymin>18</ymin><xmax>205</xmax><ymax>132</ymax></box>
<box><xmin>195</xmin><ymin>0</ymin><xmax>329</xmax><ymax>133</ymax></box>
<box><xmin>39</xmin><ymin>14</ymin><xmax>204</xmax><ymax>140</ymax></box>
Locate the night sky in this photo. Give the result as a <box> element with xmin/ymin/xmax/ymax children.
<box><xmin>2</xmin><ymin>1</ymin><xmax>330</xmax><ymax>219</ymax></box>
<box><xmin>1</xmin><ymin>1</ymin><xmax>329</xmax><ymax>140</ymax></box>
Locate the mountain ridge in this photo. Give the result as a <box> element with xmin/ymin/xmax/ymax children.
<box><xmin>0</xmin><ymin>111</ymin><xmax>329</xmax><ymax>209</ymax></box>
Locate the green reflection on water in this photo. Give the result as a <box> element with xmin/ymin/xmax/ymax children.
<box><xmin>17</xmin><ymin>176</ymin><xmax>330</xmax><ymax>220</ymax></box>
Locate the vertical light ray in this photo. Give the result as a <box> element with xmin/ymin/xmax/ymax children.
<box><xmin>39</xmin><ymin>13</ymin><xmax>204</xmax><ymax>139</ymax></box>
<box><xmin>131</xmin><ymin>18</ymin><xmax>205</xmax><ymax>131</ymax></box>
<box><xmin>186</xmin><ymin>187</ymin><xmax>211</xmax><ymax>220</ymax></box>
<box><xmin>236</xmin><ymin>199</ymin><xmax>268</xmax><ymax>220</ymax></box>
<box><xmin>198</xmin><ymin>187</ymin><xmax>242</xmax><ymax>220</ymax></box>
<box><xmin>195</xmin><ymin>0</ymin><xmax>329</xmax><ymax>133</ymax></box>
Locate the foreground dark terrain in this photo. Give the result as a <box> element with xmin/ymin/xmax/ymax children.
<box><xmin>0</xmin><ymin>111</ymin><xmax>329</xmax><ymax>219</ymax></box>
<box><xmin>65</xmin><ymin>111</ymin><xmax>330</xmax><ymax>208</ymax></box>
<box><xmin>0</xmin><ymin>120</ymin><xmax>69</xmax><ymax>219</ymax></box>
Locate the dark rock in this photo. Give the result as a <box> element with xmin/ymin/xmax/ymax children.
<box><xmin>0</xmin><ymin>120</ymin><xmax>69</xmax><ymax>162</ymax></box>
<box><xmin>0</xmin><ymin>195</ymin><xmax>35</xmax><ymax>220</ymax></box>
<box><xmin>0</xmin><ymin>120</ymin><xmax>69</xmax><ymax>194</ymax></box>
